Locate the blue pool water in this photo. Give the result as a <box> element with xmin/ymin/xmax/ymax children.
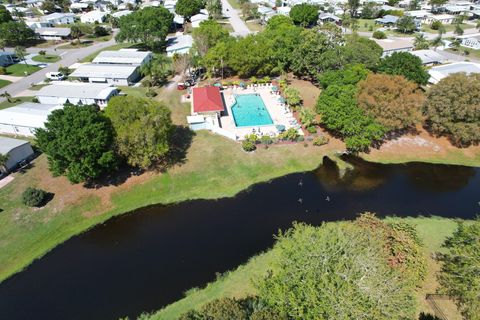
<box><xmin>231</xmin><ymin>94</ymin><xmax>273</xmax><ymax>127</ymax></box>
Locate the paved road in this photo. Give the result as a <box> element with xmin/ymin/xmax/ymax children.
<box><xmin>221</xmin><ymin>0</ymin><xmax>251</xmax><ymax>37</ymax></box>
<box><xmin>0</xmin><ymin>37</ymin><xmax>117</xmax><ymax>101</ymax></box>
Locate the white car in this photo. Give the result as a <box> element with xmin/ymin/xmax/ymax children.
<box><xmin>45</xmin><ymin>72</ymin><xmax>65</xmax><ymax>81</ymax></box>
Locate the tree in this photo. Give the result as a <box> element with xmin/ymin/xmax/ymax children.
<box><xmin>409</xmin><ymin>0</ymin><xmax>420</xmax><ymax>10</ymax></box>
<box><xmin>423</xmin><ymin>73</ymin><xmax>480</xmax><ymax>146</ymax></box>
<box><xmin>0</xmin><ymin>39</ymin><xmax>6</xmax><ymax>52</ymax></box>
<box><xmin>283</xmin><ymin>86</ymin><xmax>301</xmax><ymax>107</ymax></box>
<box><xmin>206</xmin><ymin>0</ymin><xmax>222</xmax><ymax>20</ymax></box>
<box><xmin>430</xmin><ymin>35</ymin><xmax>444</xmax><ymax>50</ymax></box>
<box><xmin>377</xmin><ymin>52</ymin><xmax>430</xmax><ymax>85</ymax></box>
<box><xmin>357</xmin><ymin>74</ymin><xmax>425</xmax><ymax>131</ymax></box>
<box><xmin>414</xmin><ymin>33</ymin><xmax>429</xmax><ymax>50</ymax></box>
<box><xmin>289</xmin><ymin>3</ymin><xmax>319</xmax><ymax>27</ymax></box>
<box><xmin>240</xmin><ymin>1</ymin><xmax>259</xmax><ymax>21</ymax></box>
<box><xmin>14</xmin><ymin>46</ymin><xmax>30</xmax><ymax>73</ymax></box>
<box><xmin>372</xmin><ymin>30</ymin><xmax>386</xmax><ymax>39</ymax></box>
<box><xmin>0</xmin><ymin>5</ymin><xmax>13</xmax><ymax>24</ymax></box>
<box><xmin>116</xmin><ymin>7</ymin><xmax>174</xmax><ymax>50</ymax></box>
<box><xmin>437</xmin><ymin>221</ymin><xmax>480</xmax><ymax>320</ymax></box>
<box><xmin>0</xmin><ymin>153</ymin><xmax>8</xmax><ymax>171</ymax></box>
<box><xmin>93</xmin><ymin>25</ymin><xmax>109</xmax><ymax>37</ymax></box>
<box><xmin>348</xmin><ymin>0</ymin><xmax>360</xmax><ymax>17</ymax></box>
<box><xmin>22</xmin><ymin>187</ymin><xmax>48</xmax><ymax>207</ymax></box>
<box><xmin>266</xmin><ymin>15</ymin><xmax>294</xmax><ymax>29</ymax></box>
<box><xmin>176</xmin><ymin>0</ymin><xmax>203</xmax><ymax>21</ymax></box>
<box><xmin>454</xmin><ymin>23</ymin><xmax>464</xmax><ymax>36</ymax></box>
<box><xmin>35</xmin><ymin>104</ymin><xmax>117</xmax><ymax>184</ymax></box>
<box><xmin>396</xmin><ymin>15</ymin><xmax>417</xmax><ymax>33</ymax></box>
<box><xmin>429</xmin><ymin>0</ymin><xmax>448</xmax><ymax>12</ymax></box>
<box><xmin>192</xmin><ymin>19</ymin><xmax>229</xmax><ymax>56</ymax></box>
<box><xmin>105</xmin><ymin>96</ymin><xmax>172</xmax><ymax>169</ymax></box>
<box><xmin>256</xmin><ymin>217</ymin><xmax>422</xmax><ymax>320</ymax></box>
<box><xmin>318</xmin><ymin>64</ymin><xmax>370</xmax><ymax>89</ymax></box>
<box><xmin>0</xmin><ymin>21</ymin><xmax>35</xmax><ymax>46</ymax></box>
<box><xmin>140</xmin><ymin>55</ymin><xmax>171</xmax><ymax>86</ymax></box>
<box><xmin>70</xmin><ymin>25</ymin><xmax>83</xmax><ymax>44</ymax></box>
<box><xmin>361</xmin><ymin>2</ymin><xmax>379</xmax><ymax>19</ymax></box>
<box><xmin>341</xmin><ymin>35</ymin><xmax>383</xmax><ymax>70</ymax></box>
<box><xmin>0</xmin><ymin>91</ymin><xmax>12</xmax><ymax>103</ymax></box>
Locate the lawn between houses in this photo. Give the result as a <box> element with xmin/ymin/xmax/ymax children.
<box><xmin>146</xmin><ymin>217</ymin><xmax>467</xmax><ymax>320</ymax></box>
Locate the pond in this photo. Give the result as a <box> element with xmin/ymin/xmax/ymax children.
<box><xmin>0</xmin><ymin>157</ymin><xmax>479</xmax><ymax>320</ymax></box>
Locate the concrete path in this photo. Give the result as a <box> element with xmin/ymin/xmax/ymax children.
<box><xmin>0</xmin><ymin>75</ymin><xmax>23</xmax><ymax>82</ymax></box>
<box><xmin>221</xmin><ymin>0</ymin><xmax>251</xmax><ymax>37</ymax></box>
<box><xmin>0</xmin><ymin>36</ymin><xmax>117</xmax><ymax>102</ymax></box>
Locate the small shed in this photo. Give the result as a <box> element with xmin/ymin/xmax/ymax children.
<box><xmin>0</xmin><ymin>137</ymin><xmax>34</xmax><ymax>174</ymax></box>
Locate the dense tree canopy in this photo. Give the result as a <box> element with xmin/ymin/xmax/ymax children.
<box><xmin>289</xmin><ymin>3</ymin><xmax>319</xmax><ymax>27</ymax></box>
<box><xmin>423</xmin><ymin>73</ymin><xmax>480</xmax><ymax>146</ymax></box>
<box><xmin>342</xmin><ymin>35</ymin><xmax>383</xmax><ymax>70</ymax></box>
<box><xmin>36</xmin><ymin>104</ymin><xmax>117</xmax><ymax>184</ymax></box>
<box><xmin>192</xmin><ymin>19</ymin><xmax>230</xmax><ymax>56</ymax></box>
<box><xmin>206</xmin><ymin>0</ymin><xmax>222</xmax><ymax>19</ymax></box>
<box><xmin>256</xmin><ymin>215</ymin><xmax>424</xmax><ymax>320</ymax></box>
<box><xmin>176</xmin><ymin>0</ymin><xmax>203</xmax><ymax>21</ymax></box>
<box><xmin>0</xmin><ymin>21</ymin><xmax>35</xmax><ymax>46</ymax></box>
<box><xmin>0</xmin><ymin>5</ymin><xmax>13</xmax><ymax>24</ymax></box>
<box><xmin>378</xmin><ymin>52</ymin><xmax>430</xmax><ymax>85</ymax></box>
<box><xmin>105</xmin><ymin>96</ymin><xmax>173</xmax><ymax>169</ymax></box>
<box><xmin>357</xmin><ymin>74</ymin><xmax>424</xmax><ymax>131</ymax></box>
<box><xmin>437</xmin><ymin>220</ymin><xmax>480</xmax><ymax>320</ymax></box>
<box><xmin>116</xmin><ymin>7</ymin><xmax>173</xmax><ymax>50</ymax></box>
<box><xmin>396</xmin><ymin>15</ymin><xmax>417</xmax><ymax>33</ymax></box>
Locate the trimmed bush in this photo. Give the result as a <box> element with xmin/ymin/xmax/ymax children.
<box><xmin>313</xmin><ymin>135</ymin><xmax>329</xmax><ymax>146</ymax></box>
<box><xmin>242</xmin><ymin>140</ymin><xmax>256</xmax><ymax>152</ymax></box>
<box><xmin>22</xmin><ymin>187</ymin><xmax>48</xmax><ymax>207</ymax></box>
<box><xmin>260</xmin><ymin>135</ymin><xmax>273</xmax><ymax>145</ymax></box>
<box><xmin>372</xmin><ymin>30</ymin><xmax>387</xmax><ymax>39</ymax></box>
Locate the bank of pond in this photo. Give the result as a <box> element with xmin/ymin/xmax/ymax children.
<box><xmin>0</xmin><ymin>156</ymin><xmax>479</xmax><ymax>320</ymax></box>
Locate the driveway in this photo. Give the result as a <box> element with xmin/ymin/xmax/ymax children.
<box><xmin>0</xmin><ymin>36</ymin><xmax>117</xmax><ymax>102</ymax></box>
<box><xmin>221</xmin><ymin>0</ymin><xmax>251</xmax><ymax>37</ymax></box>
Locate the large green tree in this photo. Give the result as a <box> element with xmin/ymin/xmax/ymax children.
<box><xmin>0</xmin><ymin>21</ymin><xmax>35</xmax><ymax>46</ymax></box>
<box><xmin>341</xmin><ymin>35</ymin><xmax>383</xmax><ymax>70</ymax></box>
<box><xmin>175</xmin><ymin>0</ymin><xmax>203</xmax><ymax>21</ymax></box>
<box><xmin>357</xmin><ymin>74</ymin><xmax>425</xmax><ymax>131</ymax></box>
<box><xmin>36</xmin><ymin>104</ymin><xmax>117</xmax><ymax>184</ymax></box>
<box><xmin>377</xmin><ymin>52</ymin><xmax>430</xmax><ymax>85</ymax></box>
<box><xmin>0</xmin><ymin>5</ymin><xmax>13</xmax><ymax>24</ymax></box>
<box><xmin>423</xmin><ymin>73</ymin><xmax>480</xmax><ymax>146</ymax></box>
<box><xmin>256</xmin><ymin>217</ymin><xmax>422</xmax><ymax>320</ymax></box>
<box><xmin>192</xmin><ymin>19</ymin><xmax>230</xmax><ymax>56</ymax></box>
<box><xmin>206</xmin><ymin>0</ymin><xmax>222</xmax><ymax>19</ymax></box>
<box><xmin>289</xmin><ymin>3</ymin><xmax>319</xmax><ymax>27</ymax></box>
<box><xmin>116</xmin><ymin>7</ymin><xmax>173</xmax><ymax>50</ymax></box>
<box><xmin>105</xmin><ymin>96</ymin><xmax>173</xmax><ymax>169</ymax></box>
<box><xmin>396</xmin><ymin>15</ymin><xmax>417</xmax><ymax>33</ymax></box>
<box><xmin>437</xmin><ymin>220</ymin><xmax>480</xmax><ymax>320</ymax></box>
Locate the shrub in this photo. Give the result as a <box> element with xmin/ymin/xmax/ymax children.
<box><xmin>93</xmin><ymin>25</ymin><xmax>109</xmax><ymax>37</ymax></box>
<box><xmin>372</xmin><ymin>30</ymin><xmax>387</xmax><ymax>39</ymax></box>
<box><xmin>260</xmin><ymin>135</ymin><xmax>273</xmax><ymax>145</ymax></box>
<box><xmin>279</xmin><ymin>128</ymin><xmax>299</xmax><ymax>141</ymax></box>
<box><xmin>145</xmin><ymin>89</ymin><xmax>157</xmax><ymax>97</ymax></box>
<box><xmin>313</xmin><ymin>135</ymin><xmax>329</xmax><ymax>146</ymax></box>
<box><xmin>0</xmin><ymin>66</ymin><xmax>6</xmax><ymax>75</ymax></box>
<box><xmin>306</xmin><ymin>126</ymin><xmax>317</xmax><ymax>134</ymax></box>
<box><xmin>242</xmin><ymin>140</ymin><xmax>256</xmax><ymax>152</ymax></box>
<box><xmin>431</xmin><ymin>20</ymin><xmax>443</xmax><ymax>30</ymax></box>
<box><xmin>31</xmin><ymin>97</ymin><xmax>39</xmax><ymax>103</ymax></box>
<box><xmin>22</xmin><ymin>187</ymin><xmax>48</xmax><ymax>207</ymax></box>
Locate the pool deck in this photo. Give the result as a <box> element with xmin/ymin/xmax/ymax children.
<box><xmin>220</xmin><ymin>85</ymin><xmax>303</xmax><ymax>140</ymax></box>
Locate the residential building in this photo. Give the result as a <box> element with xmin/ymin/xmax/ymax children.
<box><xmin>70</xmin><ymin>2</ymin><xmax>90</xmax><ymax>12</ymax></box>
<box><xmin>166</xmin><ymin>34</ymin><xmax>193</xmax><ymax>57</ymax></box>
<box><xmin>375</xmin><ymin>14</ymin><xmax>399</xmax><ymax>26</ymax></box>
<box><xmin>41</xmin><ymin>12</ymin><xmax>76</xmax><ymax>25</ymax></box>
<box><xmin>0</xmin><ymin>103</ymin><xmax>62</xmax><ymax>137</ymax></box>
<box><xmin>69</xmin><ymin>64</ymin><xmax>140</xmax><ymax>86</ymax></box>
<box><xmin>424</xmin><ymin>14</ymin><xmax>455</xmax><ymax>24</ymax></box>
<box><xmin>458</xmin><ymin>33</ymin><xmax>480</xmax><ymax>50</ymax></box>
<box><xmin>92</xmin><ymin>49</ymin><xmax>153</xmax><ymax>66</ymax></box>
<box><xmin>35</xmin><ymin>27</ymin><xmax>71</xmax><ymax>41</ymax></box>
<box><xmin>428</xmin><ymin>62</ymin><xmax>480</xmax><ymax>84</ymax></box>
<box><xmin>80</xmin><ymin>10</ymin><xmax>107</xmax><ymax>23</ymax></box>
<box><xmin>0</xmin><ymin>52</ymin><xmax>19</xmax><ymax>67</ymax></box>
<box><xmin>410</xmin><ymin>49</ymin><xmax>446</xmax><ymax>66</ymax></box>
<box><xmin>318</xmin><ymin>12</ymin><xmax>341</xmax><ymax>25</ymax></box>
<box><xmin>191</xmin><ymin>11</ymin><xmax>209</xmax><ymax>28</ymax></box>
<box><xmin>0</xmin><ymin>137</ymin><xmax>34</xmax><ymax>174</ymax></box>
<box><xmin>111</xmin><ymin>10</ymin><xmax>132</xmax><ymax>18</ymax></box>
<box><xmin>36</xmin><ymin>82</ymin><xmax>118</xmax><ymax>108</ymax></box>
<box><xmin>373</xmin><ymin>38</ymin><xmax>414</xmax><ymax>57</ymax></box>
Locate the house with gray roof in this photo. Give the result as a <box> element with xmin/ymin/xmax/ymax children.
<box><xmin>92</xmin><ymin>49</ymin><xmax>152</xmax><ymax>66</ymax></box>
<box><xmin>35</xmin><ymin>27</ymin><xmax>71</xmax><ymax>41</ymax></box>
<box><xmin>428</xmin><ymin>62</ymin><xmax>480</xmax><ymax>84</ymax></box>
<box><xmin>0</xmin><ymin>137</ymin><xmax>34</xmax><ymax>174</ymax></box>
<box><xmin>70</xmin><ymin>64</ymin><xmax>140</xmax><ymax>86</ymax></box>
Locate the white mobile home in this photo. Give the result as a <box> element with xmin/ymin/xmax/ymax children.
<box><xmin>36</xmin><ymin>82</ymin><xmax>118</xmax><ymax>108</ymax></box>
<box><xmin>35</xmin><ymin>27</ymin><xmax>71</xmax><ymax>41</ymax></box>
<box><xmin>80</xmin><ymin>10</ymin><xmax>107</xmax><ymax>24</ymax></box>
<box><xmin>0</xmin><ymin>137</ymin><xmax>34</xmax><ymax>174</ymax></box>
<box><xmin>166</xmin><ymin>34</ymin><xmax>193</xmax><ymax>57</ymax></box>
<box><xmin>373</xmin><ymin>38</ymin><xmax>414</xmax><ymax>57</ymax></box>
<box><xmin>92</xmin><ymin>49</ymin><xmax>152</xmax><ymax>66</ymax></box>
<box><xmin>69</xmin><ymin>64</ymin><xmax>140</xmax><ymax>86</ymax></box>
<box><xmin>428</xmin><ymin>62</ymin><xmax>480</xmax><ymax>84</ymax></box>
<box><xmin>0</xmin><ymin>103</ymin><xmax>61</xmax><ymax>137</ymax></box>
<box><xmin>41</xmin><ymin>12</ymin><xmax>76</xmax><ymax>25</ymax></box>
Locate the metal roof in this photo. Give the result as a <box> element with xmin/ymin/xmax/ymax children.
<box><xmin>70</xmin><ymin>64</ymin><xmax>137</xmax><ymax>79</ymax></box>
<box><xmin>36</xmin><ymin>82</ymin><xmax>117</xmax><ymax>100</ymax></box>
<box><xmin>0</xmin><ymin>103</ymin><xmax>61</xmax><ymax>129</ymax></box>
<box><xmin>428</xmin><ymin>62</ymin><xmax>480</xmax><ymax>84</ymax></box>
<box><xmin>92</xmin><ymin>50</ymin><xmax>152</xmax><ymax>65</ymax></box>
<box><xmin>36</xmin><ymin>27</ymin><xmax>71</xmax><ymax>37</ymax></box>
<box><xmin>0</xmin><ymin>137</ymin><xmax>30</xmax><ymax>155</ymax></box>
<box><xmin>166</xmin><ymin>35</ymin><xmax>193</xmax><ymax>52</ymax></box>
<box><xmin>410</xmin><ymin>50</ymin><xmax>445</xmax><ymax>65</ymax></box>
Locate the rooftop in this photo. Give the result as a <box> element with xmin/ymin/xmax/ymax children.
<box><xmin>0</xmin><ymin>137</ymin><xmax>30</xmax><ymax>155</ymax></box>
<box><xmin>166</xmin><ymin>34</ymin><xmax>193</xmax><ymax>52</ymax></box>
<box><xmin>0</xmin><ymin>103</ymin><xmax>61</xmax><ymax>128</ymax></box>
<box><xmin>70</xmin><ymin>64</ymin><xmax>138</xmax><ymax>79</ymax></box>
<box><xmin>373</xmin><ymin>38</ymin><xmax>414</xmax><ymax>51</ymax></box>
<box><xmin>35</xmin><ymin>27</ymin><xmax>71</xmax><ymax>37</ymax></box>
<box><xmin>192</xmin><ymin>87</ymin><xmax>225</xmax><ymax>113</ymax></box>
<box><xmin>428</xmin><ymin>62</ymin><xmax>480</xmax><ymax>83</ymax></box>
<box><xmin>92</xmin><ymin>49</ymin><xmax>152</xmax><ymax>65</ymax></box>
<box><xmin>410</xmin><ymin>49</ymin><xmax>446</xmax><ymax>64</ymax></box>
<box><xmin>36</xmin><ymin>82</ymin><xmax>117</xmax><ymax>100</ymax></box>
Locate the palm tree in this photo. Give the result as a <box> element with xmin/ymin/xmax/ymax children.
<box><xmin>0</xmin><ymin>91</ymin><xmax>13</xmax><ymax>103</ymax></box>
<box><xmin>14</xmin><ymin>46</ymin><xmax>29</xmax><ymax>73</ymax></box>
<box><xmin>414</xmin><ymin>33</ymin><xmax>429</xmax><ymax>50</ymax></box>
<box><xmin>430</xmin><ymin>35</ymin><xmax>444</xmax><ymax>51</ymax></box>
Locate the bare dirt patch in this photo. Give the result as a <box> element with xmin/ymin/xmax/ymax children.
<box><xmin>289</xmin><ymin>78</ymin><xmax>321</xmax><ymax>111</ymax></box>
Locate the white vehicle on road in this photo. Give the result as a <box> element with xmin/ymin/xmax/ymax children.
<box><xmin>45</xmin><ymin>72</ymin><xmax>65</xmax><ymax>81</ymax></box>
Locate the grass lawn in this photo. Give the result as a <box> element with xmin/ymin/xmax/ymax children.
<box><xmin>246</xmin><ymin>21</ymin><xmax>264</xmax><ymax>32</ymax></box>
<box><xmin>80</xmin><ymin>43</ymin><xmax>135</xmax><ymax>63</ymax></box>
<box><xmin>446</xmin><ymin>47</ymin><xmax>480</xmax><ymax>59</ymax></box>
<box><xmin>6</xmin><ymin>64</ymin><xmax>41</xmax><ymax>76</ymax></box>
<box><xmin>0</xmin><ymin>88</ymin><xmax>339</xmax><ymax>284</ymax></box>
<box><xmin>0</xmin><ymin>79</ymin><xmax>11</xmax><ymax>89</ymax></box>
<box><xmin>219</xmin><ymin>21</ymin><xmax>235</xmax><ymax>33</ymax></box>
<box><xmin>147</xmin><ymin>217</ymin><xmax>466</xmax><ymax>320</ymax></box>
<box><xmin>227</xmin><ymin>0</ymin><xmax>240</xmax><ymax>9</ymax></box>
<box><xmin>29</xmin><ymin>83</ymin><xmax>49</xmax><ymax>91</ymax></box>
<box><xmin>357</xmin><ymin>18</ymin><xmax>378</xmax><ymax>32</ymax></box>
<box><xmin>57</xmin><ymin>41</ymin><xmax>93</xmax><ymax>50</ymax></box>
<box><xmin>117</xmin><ymin>86</ymin><xmax>148</xmax><ymax>98</ymax></box>
<box><xmin>0</xmin><ymin>96</ymin><xmax>35</xmax><ymax>110</ymax></box>
<box><xmin>32</xmin><ymin>54</ymin><xmax>61</xmax><ymax>63</ymax></box>
<box><xmin>421</xmin><ymin>23</ymin><xmax>473</xmax><ymax>34</ymax></box>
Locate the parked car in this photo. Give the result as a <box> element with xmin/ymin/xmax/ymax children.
<box><xmin>45</xmin><ymin>72</ymin><xmax>65</xmax><ymax>81</ymax></box>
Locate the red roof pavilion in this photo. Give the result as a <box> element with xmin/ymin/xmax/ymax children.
<box><xmin>192</xmin><ymin>86</ymin><xmax>225</xmax><ymax>113</ymax></box>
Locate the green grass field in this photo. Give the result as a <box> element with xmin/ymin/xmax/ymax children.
<box><xmin>32</xmin><ymin>54</ymin><xmax>61</xmax><ymax>63</ymax></box>
<box><xmin>146</xmin><ymin>217</ymin><xmax>465</xmax><ymax>320</ymax></box>
<box><xmin>0</xmin><ymin>96</ymin><xmax>35</xmax><ymax>110</ymax></box>
<box><xmin>6</xmin><ymin>64</ymin><xmax>41</xmax><ymax>76</ymax></box>
<box><xmin>227</xmin><ymin>0</ymin><xmax>240</xmax><ymax>9</ymax></box>
<box><xmin>0</xmin><ymin>79</ymin><xmax>11</xmax><ymax>89</ymax></box>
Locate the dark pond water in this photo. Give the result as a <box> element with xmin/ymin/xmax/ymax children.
<box><xmin>0</xmin><ymin>157</ymin><xmax>479</xmax><ymax>320</ymax></box>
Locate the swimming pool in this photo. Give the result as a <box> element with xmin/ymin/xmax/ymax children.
<box><xmin>231</xmin><ymin>94</ymin><xmax>274</xmax><ymax>127</ymax></box>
